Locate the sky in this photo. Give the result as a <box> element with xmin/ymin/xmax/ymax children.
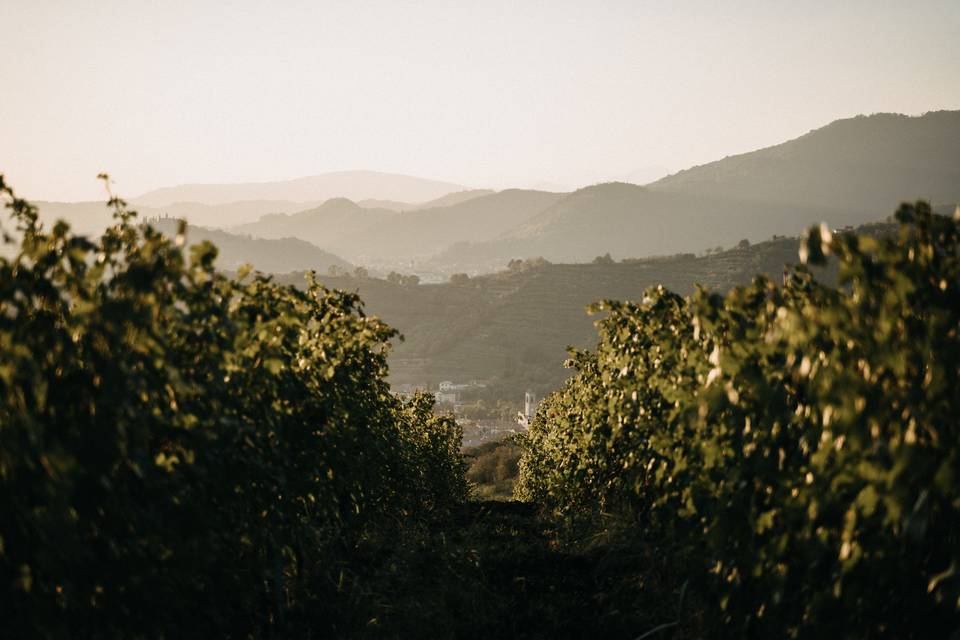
<box><xmin>1</xmin><ymin>0</ymin><xmax>958</xmax><ymax>201</ymax></box>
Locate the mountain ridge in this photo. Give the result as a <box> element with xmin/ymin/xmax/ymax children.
<box><xmin>150</xmin><ymin>218</ymin><xmax>353</xmax><ymax>274</ymax></box>
<box><xmin>135</xmin><ymin>170</ymin><xmax>469</xmax><ymax>208</ymax></box>
<box><xmin>423</xmin><ymin>111</ymin><xmax>960</xmax><ymax>270</ymax></box>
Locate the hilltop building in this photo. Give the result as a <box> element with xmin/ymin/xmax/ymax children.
<box><xmin>517</xmin><ymin>391</ymin><xmax>539</xmax><ymax>428</ymax></box>
<box><xmin>524</xmin><ymin>391</ymin><xmax>538</xmax><ymax>420</ymax></box>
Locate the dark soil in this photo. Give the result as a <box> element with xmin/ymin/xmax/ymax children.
<box><xmin>360</xmin><ymin>501</ymin><xmax>693</xmax><ymax>639</ymax></box>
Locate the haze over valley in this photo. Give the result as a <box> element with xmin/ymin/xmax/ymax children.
<box><xmin>31</xmin><ymin>110</ymin><xmax>960</xmax><ymax>281</ymax></box>
<box><xmin>22</xmin><ymin>108</ymin><xmax>958</xmax><ymax>399</ymax></box>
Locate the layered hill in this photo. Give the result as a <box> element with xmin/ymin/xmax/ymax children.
<box><xmin>431</xmin><ymin>183</ymin><xmax>853</xmax><ymax>269</ymax></box>
<box><xmin>38</xmin><ymin>111</ymin><xmax>959</xmax><ymax>277</ymax></box>
<box><xmin>231</xmin><ymin>198</ymin><xmax>396</xmax><ymax>255</ymax></box>
<box><xmin>353</xmin><ymin>189</ymin><xmax>563</xmax><ymax>260</ymax></box>
<box><xmin>273</xmin><ymin>227</ymin><xmax>854</xmax><ymax>393</ymax></box>
<box><xmin>236</xmin><ymin>189</ymin><xmax>563</xmax><ymax>263</ymax></box>
<box><xmin>4</xmin><ymin>204</ymin><xmax>352</xmax><ymax>274</ymax></box>
<box><xmin>358</xmin><ymin>189</ymin><xmax>494</xmax><ymax>212</ymax></box>
<box><xmin>408</xmin><ymin>189</ymin><xmax>497</xmax><ymax>211</ymax></box>
<box><xmin>649</xmin><ymin>111</ymin><xmax>960</xmax><ymax>213</ymax></box>
<box><xmin>151</xmin><ymin>199</ymin><xmax>324</xmax><ymax>227</ymax></box>
<box><xmin>150</xmin><ymin>219</ymin><xmax>352</xmax><ymax>274</ymax></box>
<box><xmin>427</xmin><ymin>111</ymin><xmax>960</xmax><ymax>270</ymax></box>
<box><xmin>134</xmin><ymin>170</ymin><xmax>468</xmax><ymax>208</ymax></box>
<box><xmin>31</xmin><ymin>199</ymin><xmax>324</xmax><ymax>236</ymax></box>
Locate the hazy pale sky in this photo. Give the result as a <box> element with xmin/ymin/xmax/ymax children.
<box><xmin>1</xmin><ymin>0</ymin><xmax>958</xmax><ymax>201</ymax></box>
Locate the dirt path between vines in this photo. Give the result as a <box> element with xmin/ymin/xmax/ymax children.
<box><xmin>364</xmin><ymin>501</ymin><xmax>691</xmax><ymax>639</ymax></box>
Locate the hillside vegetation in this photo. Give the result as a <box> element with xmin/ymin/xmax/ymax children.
<box><xmin>10</xmin><ymin>207</ymin><xmax>355</xmax><ymax>274</ymax></box>
<box><xmin>0</xmin><ymin>177</ymin><xmax>466</xmax><ymax>638</ymax></box>
<box><xmin>5</xmin><ymin>173</ymin><xmax>959</xmax><ymax>637</ymax></box>
<box><xmin>276</xmin><ymin>232</ymin><xmax>840</xmax><ymax>392</ymax></box>
<box><xmin>517</xmin><ymin>202</ymin><xmax>960</xmax><ymax>636</ymax></box>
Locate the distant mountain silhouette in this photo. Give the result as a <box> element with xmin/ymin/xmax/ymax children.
<box><xmin>411</xmin><ymin>189</ymin><xmax>496</xmax><ymax>210</ymax></box>
<box><xmin>134</xmin><ymin>171</ymin><xmax>468</xmax><ymax>207</ymax></box>
<box><xmin>352</xmin><ymin>189</ymin><xmax>563</xmax><ymax>260</ymax></box>
<box><xmin>618</xmin><ymin>166</ymin><xmax>671</xmax><ymax>185</ymax></box>
<box><xmin>357</xmin><ymin>199</ymin><xmax>414</xmax><ymax>211</ymax></box>
<box><xmin>17</xmin><ymin>202</ymin><xmax>352</xmax><ymax>274</ymax></box>
<box><xmin>428</xmin><ymin>111</ymin><xmax>960</xmax><ymax>269</ymax></box>
<box><xmin>31</xmin><ymin>199</ymin><xmax>325</xmax><ymax>236</ymax></box>
<box><xmin>235</xmin><ymin>189</ymin><xmax>562</xmax><ymax>262</ymax></box>
<box><xmin>649</xmin><ymin>111</ymin><xmax>960</xmax><ymax>213</ymax></box>
<box><xmin>150</xmin><ymin>219</ymin><xmax>353</xmax><ymax>274</ymax></box>
<box><xmin>152</xmin><ymin>200</ymin><xmax>325</xmax><ymax>227</ymax></box>
<box><xmin>357</xmin><ymin>189</ymin><xmax>494</xmax><ymax>213</ymax></box>
<box><xmin>494</xmin><ymin>182</ymin><xmax>852</xmax><ymax>259</ymax></box>
<box><xmin>30</xmin><ymin>111</ymin><xmax>960</xmax><ymax>276</ymax></box>
<box><xmin>232</xmin><ymin>198</ymin><xmax>397</xmax><ymax>254</ymax></box>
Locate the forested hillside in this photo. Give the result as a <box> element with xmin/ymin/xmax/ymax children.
<box><xmin>274</xmin><ymin>230</ymin><xmax>843</xmax><ymax>393</ymax></box>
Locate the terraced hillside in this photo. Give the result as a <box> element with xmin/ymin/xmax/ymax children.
<box><xmin>275</xmin><ymin>228</ymin><xmax>845</xmax><ymax>392</ymax></box>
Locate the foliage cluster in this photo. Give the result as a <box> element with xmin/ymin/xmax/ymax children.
<box><xmin>516</xmin><ymin>202</ymin><xmax>960</xmax><ymax>637</ymax></box>
<box><xmin>457</xmin><ymin>398</ymin><xmax>520</xmax><ymax>423</ymax></box>
<box><xmin>465</xmin><ymin>440</ymin><xmax>521</xmax><ymax>500</ymax></box>
<box><xmin>386</xmin><ymin>271</ymin><xmax>421</xmax><ymax>287</ymax></box>
<box><xmin>0</xmin><ymin>177</ymin><xmax>467</xmax><ymax>638</ymax></box>
<box><xmin>506</xmin><ymin>256</ymin><xmax>552</xmax><ymax>272</ymax></box>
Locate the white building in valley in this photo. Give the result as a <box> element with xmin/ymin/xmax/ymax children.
<box><xmin>524</xmin><ymin>391</ymin><xmax>538</xmax><ymax>420</ymax></box>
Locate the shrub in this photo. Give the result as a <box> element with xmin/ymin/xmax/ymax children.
<box><xmin>466</xmin><ymin>440</ymin><xmax>521</xmax><ymax>499</ymax></box>
<box><xmin>517</xmin><ymin>202</ymin><xmax>960</xmax><ymax>637</ymax></box>
<box><xmin>0</xmin><ymin>177</ymin><xmax>466</xmax><ymax>638</ymax></box>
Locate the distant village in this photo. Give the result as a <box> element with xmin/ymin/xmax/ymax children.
<box><xmin>393</xmin><ymin>380</ymin><xmax>538</xmax><ymax>448</ymax></box>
